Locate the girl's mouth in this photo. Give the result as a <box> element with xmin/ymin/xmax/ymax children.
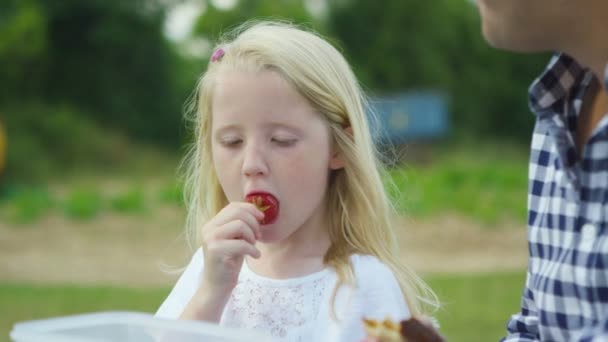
<box><xmin>245</xmin><ymin>192</ymin><xmax>279</xmax><ymax>225</ymax></box>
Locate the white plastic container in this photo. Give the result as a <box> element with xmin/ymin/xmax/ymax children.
<box><xmin>10</xmin><ymin>311</ymin><xmax>274</xmax><ymax>342</ymax></box>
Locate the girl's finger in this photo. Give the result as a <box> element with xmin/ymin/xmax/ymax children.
<box><xmin>215</xmin><ymin>239</ymin><xmax>261</xmax><ymax>259</ymax></box>
<box><xmin>211</xmin><ymin>203</ymin><xmax>262</xmax><ymax>239</ymax></box>
<box><xmin>236</xmin><ymin>204</ymin><xmax>263</xmax><ymax>239</ymax></box>
<box><xmin>213</xmin><ymin>219</ymin><xmax>256</xmax><ymax>245</ymax></box>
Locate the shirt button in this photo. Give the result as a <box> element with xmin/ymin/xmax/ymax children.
<box><xmin>581</xmin><ymin>223</ymin><xmax>597</xmax><ymax>242</ymax></box>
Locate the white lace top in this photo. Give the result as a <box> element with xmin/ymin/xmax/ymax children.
<box><xmin>155</xmin><ymin>249</ymin><xmax>410</xmax><ymax>342</ymax></box>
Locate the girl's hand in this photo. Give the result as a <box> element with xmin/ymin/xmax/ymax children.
<box><xmin>180</xmin><ymin>202</ymin><xmax>263</xmax><ymax>322</ymax></box>
<box><xmin>200</xmin><ymin>202</ymin><xmax>263</xmax><ymax>295</ymax></box>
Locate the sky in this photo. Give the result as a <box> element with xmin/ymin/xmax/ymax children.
<box><xmin>164</xmin><ymin>0</ymin><xmax>328</xmax><ymax>42</ymax></box>
<box><xmin>164</xmin><ymin>1</ymin><xmax>206</xmax><ymax>42</ymax></box>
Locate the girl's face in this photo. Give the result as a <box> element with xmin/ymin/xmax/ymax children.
<box><xmin>210</xmin><ymin>70</ymin><xmax>344</xmax><ymax>244</ymax></box>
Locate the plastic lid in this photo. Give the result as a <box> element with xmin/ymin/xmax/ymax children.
<box><xmin>10</xmin><ymin>311</ymin><xmax>274</xmax><ymax>342</ymax></box>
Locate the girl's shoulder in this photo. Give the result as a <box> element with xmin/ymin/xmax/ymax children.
<box><xmin>348</xmin><ymin>254</ymin><xmax>399</xmax><ymax>288</ymax></box>
<box><xmin>339</xmin><ymin>254</ymin><xmax>410</xmax><ymax>322</ymax></box>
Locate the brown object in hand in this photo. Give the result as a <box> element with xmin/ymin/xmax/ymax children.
<box><xmin>400</xmin><ymin>318</ymin><xmax>446</xmax><ymax>342</ymax></box>
<box><xmin>362</xmin><ymin>317</ymin><xmax>446</xmax><ymax>342</ymax></box>
<box><xmin>362</xmin><ymin>317</ymin><xmax>402</xmax><ymax>341</ymax></box>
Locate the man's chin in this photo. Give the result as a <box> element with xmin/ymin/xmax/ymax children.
<box><xmin>481</xmin><ymin>26</ymin><xmax>548</xmax><ymax>53</ymax></box>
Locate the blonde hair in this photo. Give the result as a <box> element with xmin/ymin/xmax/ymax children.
<box><xmin>182</xmin><ymin>20</ymin><xmax>439</xmax><ymax>316</ymax></box>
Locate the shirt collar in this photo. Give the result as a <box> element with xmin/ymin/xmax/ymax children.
<box><xmin>528</xmin><ymin>53</ymin><xmax>593</xmax><ymax>116</ymax></box>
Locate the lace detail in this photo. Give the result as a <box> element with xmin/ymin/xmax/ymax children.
<box><xmin>221</xmin><ymin>267</ymin><xmax>331</xmax><ymax>341</ymax></box>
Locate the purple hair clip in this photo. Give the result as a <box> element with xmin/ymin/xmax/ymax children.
<box><xmin>211</xmin><ymin>48</ymin><xmax>225</xmax><ymax>62</ymax></box>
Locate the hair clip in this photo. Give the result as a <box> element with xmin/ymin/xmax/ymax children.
<box><xmin>210</xmin><ymin>48</ymin><xmax>225</xmax><ymax>62</ymax></box>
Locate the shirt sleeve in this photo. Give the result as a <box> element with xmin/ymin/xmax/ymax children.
<box><xmin>154</xmin><ymin>248</ymin><xmax>204</xmax><ymax>319</ymax></box>
<box><xmin>324</xmin><ymin>255</ymin><xmax>411</xmax><ymax>342</ymax></box>
<box><xmin>501</xmin><ymin>271</ymin><xmax>540</xmax><ymax>341</ymax></box>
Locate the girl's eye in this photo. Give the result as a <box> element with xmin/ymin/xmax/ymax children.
<box><xmin>271</xmin><ymin>137</ymin><xmax>297</xmax><ymax>147</ymax></box>
<box><xmin>220</xmin><ymin>138</ymin><xmax>242</xmax><ymax>147</ymax></box>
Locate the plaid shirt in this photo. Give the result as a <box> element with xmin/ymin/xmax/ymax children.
<box><xmin>502</xmin><ymin>54</ymin><xmax>608</xmax><ymax>341</ymax></box>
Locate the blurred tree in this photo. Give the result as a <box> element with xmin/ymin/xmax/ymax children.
<box><xmin>39</xmin><ymin>0</ymin><xmax>184</xmax><ymax>145</ymax></box>
<box><xmin>1</xmin><ymin>0</ymin><xmax>187</xmax><ymax>146</ymax></box>
<box><xmin>0</xmin><ymin>0</ymin><xmax>48</xmax><ymax>102</ymax></box>
<box><xmin>328</xmin><ymin>0</ymin><xmax>549</xmax><ymax>142</ymax></box>
<box><xmin>0</xmin><ymin>118</ymin><xmax>5</xmax><ymax>177</ymax></box>
<box><xmin>0</xmin><ymin>0</ymin><xmax>193</xmax><ymax>181</ymax></box>
<box><xmin>193</xmin><ymin>0</ymin><xmax>320</xmax><ymax>49</ymax></box>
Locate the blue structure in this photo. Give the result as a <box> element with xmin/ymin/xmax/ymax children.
<box><xmin>368</xmin><ymin>91</ymin><xmax>449</xmax><ymax>145</ymax></box>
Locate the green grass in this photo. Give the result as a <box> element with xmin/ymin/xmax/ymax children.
<box><xmin>1</xmin><ymin>272</ymin><xmax>526</xmax><ymax>342</ymax></box>
<box><xmin>428</xmin><ymin>272</ymin><xmax>526</xmax><ymax>341</ymax></box>
<box><xmin>3</xmin><ymin>187</ymin><xmax>54</xmax><ymax>224</ymax></box>
<box><xmin>386</xmin><ymin>143</ymin><xmax>529</xmax><ymax>225</ymax></box>
<box><xmin>1</xmin><ymin>284</ymin><xmax>170</xmax><ymax>341</ymax></box>
<box><xmin>158</xmin><ymin>181</ymin><xmax>184</xmax><ymax>207</ymax></box>
<box><xmin>62</xmin><ymin>187</ymin><xmax>104</xmax><ymax>220</ymax></box>
<box><xmin>109</xmin><ymin>186</ymin><xmax>146</xmax><ymax>214</ymax></box>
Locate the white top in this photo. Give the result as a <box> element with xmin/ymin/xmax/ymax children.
<box><xmin>156</xmin><ymin>249</ymin><xmax>410</xmax><ymax>342</ymax></box>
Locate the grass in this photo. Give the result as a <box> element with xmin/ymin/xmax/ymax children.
<box><xmin>62</xmin><ymin>187</ymin><xmax>104</xmax><ymax>220</ymax></box>
<box><xmin>1</xmin><ymin>284</ymin><xmax>170</xmax><ymax>341</ymax></box>
<box><xmin>0</xmin><ymin>182</ymin><xmax>176</xmax><ymax>224</ymax></box>
<box><xmin>158</xmin><ymin>181</ymin><xmax>184</xmax><ymax>207</ymax></box>
<box><xmin>428</xmin><ymin>271</ymin><xmax>526</xmax><ymax>341</ymax></box>
<box><xmin>386</xmin><ymin>142</ymin><xmax>529</xmax><ymax>225</ymax></box>
<box><xmin>1</xmin><ymin>271</ymin><xmax>526</xmax><ymax>342</ymax></box>
<box><xmin>3</xmin><ymin>187</ymin><xmax>54</xmax><ymax>224</ymax></box>
<box><xmin>109</xmin><ymin>186</ymin><xmax>147</xmax><ymax>214</ymax></box>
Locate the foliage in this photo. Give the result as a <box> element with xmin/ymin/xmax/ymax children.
<box><xmin>0</xmin><ymin>0</ymin><xmax>193</xmax><ymax>182</ymax></box>
<box><xmin>194</xmin><ymin>0</ymin><xmax>319</xmax><ymax>45</ymax></box>
<box><xmin>3</xmin><ymin>187</ymin><xmax>54</xmax><ymax>224</ymax></box>
<box><xmin>109</xmin><ymin>186</ymin><xmax>146</xmax><ymax>214</ymax></box>
<box><xmin>158</xmin><ymin>180</ymin><xmax>184</xmax><ymax>207</ymax></box>
<box><xmin>2</xmin><ymin>104</ymin><xmax>132</xmax><ymax>182</ymax></box>
<box><xmin>62</xmin><ymin>187</ymin><xmax>103</xmax><ymax>220</ymax></box>
<box><xmin>386</xmin><ymin>142</ymin><xmax>529</xmax><ymax>225</ymax></box>
<box><xmin>0</xmin><ymin>0</ymin><xmax>48</xmax><ymax>101</ymax></box>
<box><xmin>40</xmin><ymin>0</ymin><xmax>184</xmax><ymax>145</ymax></box>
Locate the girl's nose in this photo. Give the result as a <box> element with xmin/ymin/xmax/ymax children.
<box><xmin>242</xmin><ymin>142</ymin><xmax>268</xmax><ymax>177</ymax></box>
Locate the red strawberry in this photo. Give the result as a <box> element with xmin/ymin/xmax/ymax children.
<box><xmin>245</xmin><ymin>193</ymin><xmax>279</xmax><ymax>225</ymax></box>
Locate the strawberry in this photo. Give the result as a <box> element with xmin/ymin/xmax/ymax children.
<box><xmin>245</xmin><ymin>193</ymin><xmax>279</xmax><ymax>225</ymax></box>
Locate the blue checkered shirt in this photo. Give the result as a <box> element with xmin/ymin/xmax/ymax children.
<box><xmin>502</xmin><ymin>54</ymin><xmax>608</xmax><ymax>341</ymax></box>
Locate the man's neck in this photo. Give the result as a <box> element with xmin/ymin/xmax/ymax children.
<box><xmin>561</xmin><ymin>10</ymin><xmax>608</xmax><ymax>85</ymax></box>
<box><xmin>572</xmin><ymin>51</ymin><xmax>608</xmax><ymax>89</ymax></box>
<box><xmin>576</xmin><ymin>82</ymin><xmax>608</xmax><ymax>153</ymax></box>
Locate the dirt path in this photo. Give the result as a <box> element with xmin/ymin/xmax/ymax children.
<box><xmin>398</xmin><ymin>215</ymin><xmax>528</xmax><ymax>274</ymax></box>
<box><xmin>0</xmin><ymin>208</ymin><xmax>528</xmax><ymax>287</ymax></box>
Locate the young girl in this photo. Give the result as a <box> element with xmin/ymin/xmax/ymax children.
<box><xmin>155</xmin><ymin>21</ymin><xmax>439</xmax><ymax>341</ymax></box>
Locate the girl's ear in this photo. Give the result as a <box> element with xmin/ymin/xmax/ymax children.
<box><xmin>329</xmin><ymin>126</ymin><xmax>353</xmax><ymax>170</ymax></box>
